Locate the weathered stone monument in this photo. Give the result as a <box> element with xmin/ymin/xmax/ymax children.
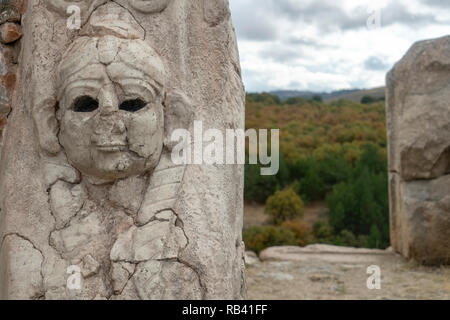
<box><xmin>0</xmin><ymin>0</ymin><xmax>22</xmax><ymax>146</ymax></box>
<box><xmin>386</xmin><ymin>35</ymin><xmax>450</xmax><ymax>265</ymax></box>
<box><xmin>0</xmin><ymin>0</ymin><xmax>246</xmax><ymax>299</ymax></box>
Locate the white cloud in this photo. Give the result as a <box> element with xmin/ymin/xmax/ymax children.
<box><xmin>229</xmin><ymin>0</ymin><xmax>450</xmax><ymax>92</ymax></box>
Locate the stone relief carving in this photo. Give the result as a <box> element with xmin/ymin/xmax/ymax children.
<box><xmin>45</xmin><ymin>0</ymin><xmax>108</xmax><ymax>23</ymax></box>
<box><xmin>0</xmin><ymin>0</ymin><xmax>245</xmax><ymax>300</ymax></box>
<box><xmin>79</xmin><ymin>2</ymin><xmax>145</xmax><ymax>39</ymax></box>
<box><xmin>31</xmin><ymin>3</ymin><xmax>197</xmax><ymax>299</ymax></box>
<box><xmin>126</xmin><ymin>0</ymin><xmax>171</xmax><ymax>13</ymax></box>
<box><xmin>45</xmin><ymin>0</ymin><xmax>231</xmax><ymax>31</ymax></box>
<box><xmin>57</xmin><ymin>35</ymin><xmax>166</xmax><ymax>182</ymax></box>
<box><xmin>45</xmin><ymin>0</ymin><xmax>171</xmax><ymax>18</ymax></box>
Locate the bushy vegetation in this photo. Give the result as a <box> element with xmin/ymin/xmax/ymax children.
<box><xmin>326</xmin><ymin>144</ymin><xmax>389</xmax><ymax>248</ymax></box>
<box><xmin>243</xmin><ymin>93</ymin><xmax>390</xmax><ymax>251</ymax></box>
<box><xmin>265</xmin><ymin>188</ymin><xmax>304</xmax><ymax>225</ymax></box>
<box><xmin>361</xmin><ymin>95</ymin><xmax>385</xmax><ymax>104</ymax></box>
<box><xmin>281</xmin><ymin>219</ymin><xmax>311</xmax><ymax>247</ymax></box>
<box><xmin>243</xmin><ymin>225</ymin><xmax>298</xmax><ymax>254</ymax></box>
<box><xmin>246</xmin><ymin>94</ymin><xmax>386</xmax><ymax>164</ymax></box>
<box><xmin>245</xmin><ymin>153</ymin><xmax>290</xmax><ymax>203</ymax></box>
<box><xmin>243</xmin><ymin>219</ymin><xmax>311</xmax><ymax>254</ymax></box>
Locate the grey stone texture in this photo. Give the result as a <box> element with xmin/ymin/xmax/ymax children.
<box><xmin>0</xmin><ymin>0</ymin><xmax>246</xmax><ymax>299</ymax></box>
<box><xmin>386</xmin><ymin>35</ymin><xmax>450</xmax><ymax>265</ymax></box>
<box><xmin>0</xmin><ymin>0</ymin><xmax>22</xmax><ymax>146</ymax></box>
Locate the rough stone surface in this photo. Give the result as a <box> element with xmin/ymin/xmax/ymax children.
<box><xmin>0</xmin><ymin>22</ymin><xmax>21</xmax><ymax>44</ymax></box>
<box><xmin>80</xmin><ymin>3</ymin><xmax>144</xmax><ymax>39</ymax></box>
<box><xmin>0</xmin><ymin>234</ymin><xmax>44</xmax><ymax>299</ymax></box>
<box><xmin>244</xmin><ymin>251</ymin><xmax>259</xmax><ymax>266</ymax></box>
<box><xmin>260</xmin><ymin>245</ymin><xmax>393</xmax><ymax>264</ymax></box>
<box><xmin>0</xmin><ymin>1</ymin><xmax>21</xmax><ymax>150</ymax></box>
<box><xmin>386</xmin><ymin>35</ymin><xmax>450</xmax><ymax>265</ymax></box>
<box><xmin>0</xmin><ymin>0</ymin><xmax>245</xmax><ymax>299</ymax></box>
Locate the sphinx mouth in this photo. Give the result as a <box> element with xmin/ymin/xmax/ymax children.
<box><xmin>96</xmin><ymin>144</ymin><xmax>127</xmax><ymax>152</ymax></box>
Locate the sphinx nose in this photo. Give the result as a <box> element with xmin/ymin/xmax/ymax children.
<box><xmin>99</xmin><ymin>84</ymin><xmax>119</xmax><ymax>116</ymax></box>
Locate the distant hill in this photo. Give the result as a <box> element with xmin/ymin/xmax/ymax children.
<box><xmin>270</xmin><ymin>89</ymin><xmax>359</xmax><ymax>101</ymax></box>
<box><xmin>269</xmin><ymin>87</ymin><xmax>385</xmax><ymax>103</ymax></box>
<box><xmin>325</xmin><ymin>87</ymin><xmax>385</xmax><ymax>103</ymax></box>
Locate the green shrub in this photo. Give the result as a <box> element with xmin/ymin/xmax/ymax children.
<box><xmin>277</xmin><ymin>152</ymin><xmax>291</xmax><ymax>188</ymax></box>
<box><xmin>244</xmin><ymin>163</ymin><xmax>279</xmax><ymax>203</ymax></box>
<box><xmin>281</xmin><ymin>219</ymin><xmax>311</xmax><ymax>246</ymax></box>
<box><xmin>361</xmin><ymin>95</ymin><xmax>377</xmax><ymax>104</ymax></box>
<box><xmin>265</xmin><ymin>188</ymin><xmax>304</xmax><ymax>225</ymax></box>
<box><xmin>333</xmin><ymin>229</ymin><xmax>357</xmax><ymax>247</ymax></box>
<box><xmin>367</xmin><ymin>225</ymin><xmax>383</xmax><ymax>249</ymax></box>
<box><xmin>297</xmin><ymin>164</ymin><xmax>325</xmax><ymax>201</ymax></box>
<box><xmin>311</xmin><ymin>95</ymin><xmax>323</xmax><ymax>102</ymax></box>
<box><xmin>326</xmin><ymin>144</ymin><xmax>390</xmax><ymax>249</ymax></box>
<box><xmin>246</xmin><ymin>93</ymin><xmax>281</xmax><ymax>105</ymax></box>
<box><xmin>292</xmin><ymin>153</ymin><xmax>351</xmax><ymax>202</ymax></box>
<box><xmin>361</xmin><ymin>95</ymin><xmax>385</xmax><ymax>104</ymax></box>
<box><xmin>312</xmin><ymin>220</ymin><xmax>334</xmax><ymax>244</ymax></box>
<box><xmin>243</xmin><ymin>225</ymin><xmax>298</xmax><ymax>254</ymax></box>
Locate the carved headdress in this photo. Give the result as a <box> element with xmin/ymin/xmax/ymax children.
<box><xmin>57</xmin><ymin>4</ymin><xmax>165</xmax><ymax>102</ymax></box>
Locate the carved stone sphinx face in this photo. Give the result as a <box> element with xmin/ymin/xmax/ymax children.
<box><xmin>57</xmin><ymin>36</ymin><xmax>166</xmax><ymax>182</ymax></box>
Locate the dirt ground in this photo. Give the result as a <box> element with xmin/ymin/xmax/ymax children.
<box><xmin>244</xmin><ymin>204</ymin><xmax>449</xmax><ymax>300</ymax></box>
<box><xmin>246</xmin><ymin>248</ymin><xmax>450</xmax><ymax>300</ymax></box>
<box><xmin>244</xmin><ymin>202</ymin><xmax>327</xmax><ymax>229</ymax></box>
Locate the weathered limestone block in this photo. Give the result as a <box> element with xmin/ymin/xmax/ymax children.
<box><xmin>79</xmin><ymin>3</ymin><xmax>144</xmax><ymax>40</ymax></box>
<box><xmin>386</xmin><ymin>35</ymin><xmax>450</xmax><ymax>265</ymax></box>
<box><xmin>110</xmin><ymin>261</ymin><xmax>135</xmax><ymax>294</ymax></box>
<box><xmin>0</xmin><ymin>234</ymin><xmax>44</xmax><ymax>299</ymax></box>
<box><xmin>0</xmin><ymin>0</ymin><xmax>22</xmax><ymax>145</ymax></box>
<box><xmin>204</xmin><ymin>0</ymin><xmax>230</xmax><ymax>26</ymax></box>
<box><xmin>134</xmin><ymin>260</ymin><xmax>203</xmax><ymax>299</ymax></box>
<box><xmin>0</xmin><ymin>0</ymin><xmax>245</xmax><ymax>299</ymax></box>
<box><xmin>50</xmin><ymin>181</ymin><xmax>87</xmax><ymax>229</ymax></box>
<box><xmin>0</xmin><ymin>2</ymin><xmax>22</xmax><ymax>159</ymax></box>
<box><xmin>45</xmin><ymin>0</ymin><xmax>108</xmax><ymax>24</ymax></box>
<box><xmin>110</xmin><ymin>212</ymin><xmax>187</xmax><ymax>263</ymax></box>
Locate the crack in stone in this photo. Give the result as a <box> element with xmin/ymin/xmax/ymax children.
<box><xmin>110</xmin><ymin>0</ymin><xmax>146</xmax><ymax>40</ymax></box>
<box><xmin>134</xmin><ymin>207</ymin><xmax>173</xmax><ymax>227</ymax></box>
<box><xmin>177</xmin><ymin>258</ymin><xmax>204</xmax><ymax>297</ymax></box>
<box><xmin>1</xmin><ymin>232</ymin><xmax>46</xmax><ymax>298</ymax></box>
<box><xmin>79</xmin><ymin>0</ymin><xmax>110</xmax><ymax>32</ymax></box>
<box><xmin>45</xmin><ymin>177</ymin><xmax>87</xmax><ymax>264</ymax></box>
<box><xmin>133</xmin><ymin>173</ymin><xmax>152</xmax><ymax>223</ymax></box>
<box><xmin>169</xmin><ymin>209</ymin><xmax>207</xmax><ymax>298</ymax></box>
<box><xmin>111</xmin><ymin>263</ymin><xmax>136</xmax><ymax>297</ymax></box>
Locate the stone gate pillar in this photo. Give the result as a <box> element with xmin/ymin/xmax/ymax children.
<box><xmin>0</xmin><ymin>0</ymin><xmax>246</xmax><ymax>299</ymax></box>
<box><xmin>386</xmin><ymin>35</ymin><xmax>450</xmax><ymax>265</ymax></box>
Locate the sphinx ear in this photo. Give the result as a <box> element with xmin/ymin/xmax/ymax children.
<box><xmin>33</xmin><ymin>97</ymin><xmax>62</xmax><ymax>156</ymax></box>
<box><xmin>163</xmin><ymin>91</ymin><xmax>194</xmax><ymax>150</ymax></box>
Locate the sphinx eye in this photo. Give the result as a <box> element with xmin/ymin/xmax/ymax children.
<box><xmin>72</xmin><ymin>96</ymin><xmax>99</xmax><ymax>112</ymax></box>
<box><xmin>119</xmin><ymin>99</ymin><xmax>147</xmax><ymax>112</ymax></box>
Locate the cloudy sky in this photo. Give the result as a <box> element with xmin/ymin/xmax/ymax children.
<box><xmin>229</xmin><ymin>0</ymin><xmax>450</xmax><ymax>92</ymax></box>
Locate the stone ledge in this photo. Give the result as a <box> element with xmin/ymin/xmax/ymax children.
<box><xmin>260</xmin><ymin>245</ymin><xmax>397</xmax><ymax>264</ymax></box>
